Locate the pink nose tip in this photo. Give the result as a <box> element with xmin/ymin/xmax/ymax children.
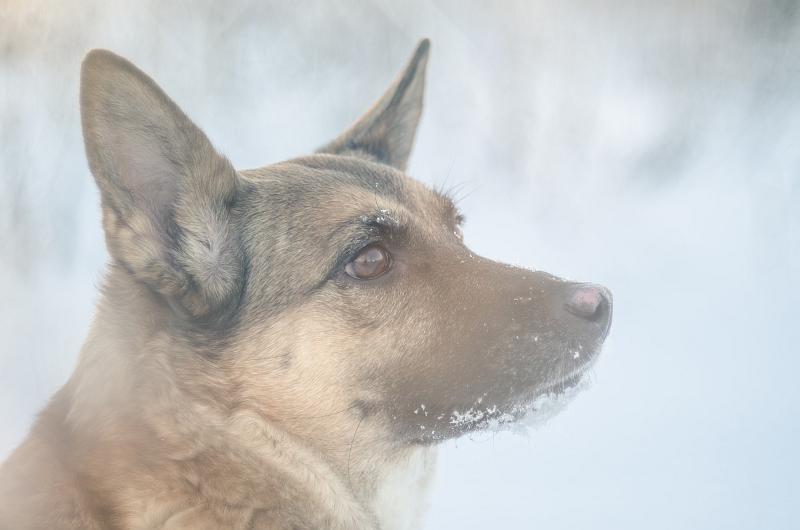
<box><xmin>565</xmin><ymin>285</ymin><xmax>603</xmax><ymax>319</ymax></box>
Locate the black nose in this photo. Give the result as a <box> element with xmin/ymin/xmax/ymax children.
<box><xmin>564</xmin><ymin>283</ymin><xmax>611</xmax><ymax>323</ymax></box>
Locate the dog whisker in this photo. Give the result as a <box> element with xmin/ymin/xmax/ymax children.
<box><xmin>347</xmin><ymin>416</ymin><xmax>364</xmax><ymax>495</ymax></box>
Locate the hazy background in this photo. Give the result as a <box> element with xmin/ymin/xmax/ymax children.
<box><xmin>2</xmin><ymin>0</ymin><xmax>799</xmax><ymax>528</ymax></box>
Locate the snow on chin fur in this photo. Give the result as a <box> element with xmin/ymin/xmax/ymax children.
<box><xmin>448</xmin><ymin>375</ymin><xmax>592</xmax><ymax>437</ymax></box>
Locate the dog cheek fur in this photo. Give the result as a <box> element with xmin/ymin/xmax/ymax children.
<box><xmin>218</xmin><ymin>300</ymin><xmax>438</xmax><ymax>528</ymax></box>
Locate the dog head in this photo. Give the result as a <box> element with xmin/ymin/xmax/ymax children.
<box><xmin>80</xmin><ymin>39</ymin><xmax>611</xmax><ymax>451</ymax></box>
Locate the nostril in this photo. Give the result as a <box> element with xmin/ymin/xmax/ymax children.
<box><xmin>565</xmin><ymin>284</ymin><xmax>605</xmax><ymax>320</ymax></box>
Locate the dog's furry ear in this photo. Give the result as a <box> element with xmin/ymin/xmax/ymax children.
<box><xmin>317</xmin><ymin>38</ymin><xmax>430</xmax><ymax>172</ymax></box>
<box><xmin>81</xmin><ymin>49</ymin><xmax>243</xmax><ymax>323</ymax></box>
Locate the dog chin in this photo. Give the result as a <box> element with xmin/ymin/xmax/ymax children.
<box><xmin>517</xmin><ymin>372</ymin><xmax>593</xmax><ymax>430</ymax></box>
<box><xmin>433</xmin><ymin>371</ymin><xmax>594</xmax><ymax>441</ymax></box>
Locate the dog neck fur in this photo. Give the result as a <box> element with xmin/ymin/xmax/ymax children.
<box><xmin>52</xmin><ymin>267</ymin><xmax>434</xmax><ymax>529</ymax></box>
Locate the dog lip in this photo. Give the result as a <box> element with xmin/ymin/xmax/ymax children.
<box><xmin>528</xmin><ymin>370</ymin><xmax>587</xmax><ymax>401</ymax></box>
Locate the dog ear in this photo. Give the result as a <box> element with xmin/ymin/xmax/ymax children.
<box><xmin>317</xmin><ymin>38</ymin><xmax>430</xmax><ymax>172</ymax></box>
<box><xmin>80</xmin><ymin>49</ymin><xmax>243</xmax><ymax>323</ymax></box>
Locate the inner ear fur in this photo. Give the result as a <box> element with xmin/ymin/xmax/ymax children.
<box><xmin>317</xmin><ymin>38</ymin><xmax>430</xmax><ymax>172</ymax></box>
<box><xmin>80</xmin><ymin>49</ymin><xmax>244</xmax><ymax>323</ymax></box>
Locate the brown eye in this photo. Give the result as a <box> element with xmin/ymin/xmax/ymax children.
<box><xmin>454</xmin><ymin>224</ymin><xmax>463</xmax><ymax>240</ymax></box>
<box><xmin>345</xmin><ymin>245</ymin><xmax>391</xmax><ymax>279</ymax></box>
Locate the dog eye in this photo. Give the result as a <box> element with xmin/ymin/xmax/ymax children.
<box><xmin>345</xmin><ymin>245</ymin><xmax>391</xmax><ymax>279</ymax></box>
<box><xmin>454</xmin><ymin>225</ymin><xmax>463</xmax><ymax>240</ymax></box>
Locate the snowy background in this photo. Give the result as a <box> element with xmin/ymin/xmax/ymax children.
<box><xmin>2</xmin><ymin>0</ymin><xmax>799</xmax><ymax>528</ymax></box>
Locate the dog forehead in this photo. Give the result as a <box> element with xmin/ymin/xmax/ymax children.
<box><xmin>238</xmin><ymin>154</ymin><xmax>451</xmax><ymax>225</ymax></box>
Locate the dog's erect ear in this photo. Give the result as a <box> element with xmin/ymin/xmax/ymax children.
<box><xmin>81</xmin><ymin>49</ymin><xmax>243</xmax><ymax>323</ymax></box>
<box><xmin>317</xmin><ymin>38</ymin><xmax>430</xmax><ymax>172</ymax></box>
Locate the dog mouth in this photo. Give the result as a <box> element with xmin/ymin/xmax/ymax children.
<box><xmin>516</xmin><ymin>369</ymin><xmax>593</xmax><ymax>430</ymax></box>
<box><xmin>395</xmin><ymin>332</ymin><xmax>607</xmax><ymax>444</ymax></box>
<box><xmin>415</xmin><ymin>368</ymin><xmax>593</xmax><ymax>442</ymax></box>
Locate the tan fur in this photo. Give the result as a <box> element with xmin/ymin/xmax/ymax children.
<box><xmin>0</xmin><ymin>39</ymin><xmax>612</xmax><ymax>529</ymax></box>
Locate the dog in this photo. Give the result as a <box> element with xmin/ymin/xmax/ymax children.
<box><xmin>0</xmin><ymin>39</ymin><xmax>612</xmax><ymax>529</ymax></box>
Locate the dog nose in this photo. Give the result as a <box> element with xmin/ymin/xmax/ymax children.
<box><xmin>564</xmin><ymin>283</ymin><xmax>611</xmax><ymax>322</ymax></box>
